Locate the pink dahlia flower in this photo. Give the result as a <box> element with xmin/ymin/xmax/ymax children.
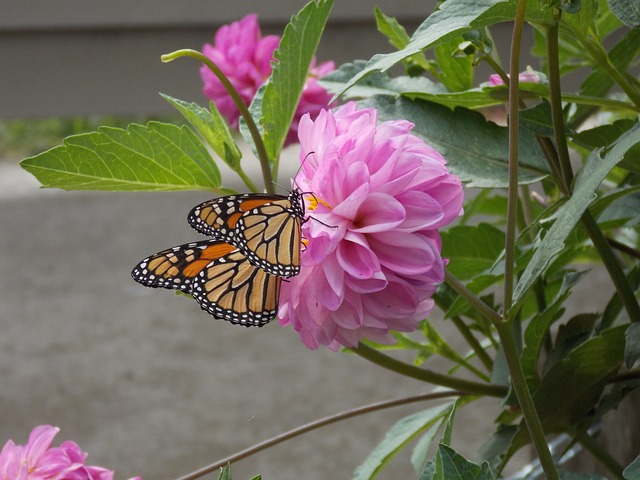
<box><xmin>0</xmin><ymin>425</ymin><xmax>139</xmax><ymax>480</ymax></box>
<box><xmin>278</xmin><ymin>102</ymin><xmax>463</xmax><ymax>350</ymax></box>
<box><xmin>200</xmin><ymin>14</ymin><xmax>334</xmax><ymax>144</ymax></box>
<box><xmin>488</xmin><ymin>71</ymin><xmax>541</xmax><ymax>86</ymax></box>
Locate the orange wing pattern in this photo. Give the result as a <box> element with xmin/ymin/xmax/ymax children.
<box><xmin>131</xmin><ymin>239</ymin><xmax>281</xmax><ymax>326</ymax></box>
<box><xmin>187</xmin><ymin>191</ymin><xmax>304</xmax><ymax>277</ymax></box>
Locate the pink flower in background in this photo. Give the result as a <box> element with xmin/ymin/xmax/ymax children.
<box><xmin>278</xmin><ymin>102</ymin><xmax>463</xmax><ymax>350</ymax></box>
<box><xmin>200</xmin><ymin>14</ymin><xmax>279</xmax><ymax>128</ymax></box>
<box><xmin>488</xmin><ymin>70</ymin><xmax>541</xmax><ymax>86</ymax></box>
<box><xmin>200</xmin><ymin>14</ymin><xmax>334</xmax><ymax>144</ymax></box>
<box><xmin>285</xmin><ymin>59</ymin><xmax>335</xmax><ymax>146</ymax></box>
<box><xmin>0</xmin><ymin>425</ymin><xmax>139</xmax><ymax>480</ymax></box>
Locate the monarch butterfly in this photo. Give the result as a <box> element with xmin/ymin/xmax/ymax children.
<box><xmin>187</xmin><ymin>190</ymin><xmax>305</xmax><ymax>278</ymax></box>
<box><xmin>131</xmin><ymin>239</ymin><xmax>281</xmax><ymax>326</ymax></box>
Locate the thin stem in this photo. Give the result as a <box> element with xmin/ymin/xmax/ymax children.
<box><xmin>175</xmin><ymin>390</ymin><xmax>468</xmax><ymax>480</ymax></box>
<box><xmin>503</xmin><ymin>0</ymin><xmax>526</xmax><ymax>313</ymax></box>
<box><xmin>578</xmin><ymin>432</ymin><xmax>625</xmax><ymax>479</ymax></box>
<box><xmin>444</xmin><ymin>270</ymin><xmax>503</xmax><ymax>324</ymax></box>
<box><xmin>162</xmin><ymin>49</ymin><xmax>275</xmax><ymax>193</ymax></box>
<box><xmin>581</xmin><ymin>211</ymin><xmax>640</xmax><ymax>321</ymax></box>
<box><xmin>607</xmin><ymin>236</ymin><xmax>640</xmax><ymax>260</ymax></box>
<box><xmin>450</xmin><ymin>316</ymin><xmax>494</xmax><ymax>372</ymax></box>
<box><xmin>351</xmin><ymin>343</ymin><xmax>507</xmax><ymax>398</ymax></box>
<box><xmin>495</xmin><ymin>322</ymin><xmax>559</xmax><ymax>480</ymax></box>
<box><xmin>235</xmin><ymin>168</ymin><xmax>260</xmax><ymax>194</ymax></box>
<box><xmin>546</xmin><ymin>22</ymin><xmax>574</xmax><ymax>188</ymax></box>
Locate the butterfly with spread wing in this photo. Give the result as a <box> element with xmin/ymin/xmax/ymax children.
<box><xmin>187</xmin><ymin>190</ymin><xmax>305</xmax><ymax>278</ymax></box>
<box><xmin>131</xmin><ymin>239</ymin><xmax>281</xmax><ymax>326</ymax></box>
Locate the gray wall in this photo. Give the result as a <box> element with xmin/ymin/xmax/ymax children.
<box><xmin>2</xmin><ymin>1</ymin><xmax>432</xmax><ymax>118</ymax></box>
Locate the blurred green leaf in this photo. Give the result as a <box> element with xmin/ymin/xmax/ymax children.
<box><xmin>20</xmin><ymin>122</ymin><xmax>221</xmax><ymax>191</ymax></box>
<box><xmin>411</xmin><ymin>423</ymin><xmax>443</xmax><ymax>474</ymax></box>
<box><xmin>511</xmin><ymin>327</ymin><xmax>626</xmax><ymax>450</ymax></box>
<box><xmin>521</xmin><ymin>270</ymin><xmax>590</xmax><ymax>385</ymax></box>
<box><xmin>625</xmin><ymin>323</ymin><xmax>640</xmax><ymax>368</ymax></box>
<box><xmin>511</xmin><ymin>123</ymin><xmax>640</xmax><ymax>312</ymax></box>
<box><xmin>569</xmin><ymin>28</ymin><xmax>640</xmax><ymax>127</ymax></box>
<box><xmin>217</xmin><ymin>463</ymin><xmax>232</xmax><ymax>480</ymax></box>
<box><xmin>374</xmin><ymin>7</ymin><xmax>431</xmax><ymax>72</ymax></box>
<box><xmin>162</xmin><ymin>93</ymin><xmax>242</xmax><ymax>171</ymax></box>
<box><xmin>364</xmin><ymin>96</ymin><xmax>550</xmax><ymax>188</ymax></box>
<box><xmin>261</xmin><ymin>0</ymin><xmax>334</xmax><ymax>160</ymax></box>
<box><xmin>353</xmin><ymin>403</ymin><xmax>453</xmax><ymax>480</ymax></box>
<box><xmin>608</xmin><ymin>0</ymin><xmax>640</xmax><ymax>26</ymax></box>
<box><xmin>441</xmin><ymin>224</ymin><xmax>505</xmax><ymax>279</ymax></box>
<box><xmin>624</xmin><ymin>453</ymin><xmax>640</xmax><ymax>480</ymax></box>
<box><xmin>520</xmin><ymin>101</ymin><xmax>554</xmax><ymax>137</ymax></box>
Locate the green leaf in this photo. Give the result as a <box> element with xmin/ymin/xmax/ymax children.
<box><xmin>320</xmin><ymin>61</ymin><xmax>447</xmax><ymax>101</ymax></box>
<box><xmin>441</xmin><ymin>224</ymin><xmax>505</xmax><ymax>280</ymax></box>
<box><xmin>608</xmin><ymin>0</ymin><xmax>640</xmax><ymax>26</ymax></box>
<box><xmin>521</xmin><ymin>270</ymin><xmax>590</xmax><ymax>384</ymax></box>
<box><xmin>363</xmin><ymin>96</ymin><xmax>550</xmax><ymax>188</ymax></box>
<box><xmin>511</xmin><ymin>123</ymin><xmax>640</xmax><ymax>312</ymax></box>
<box><xmin>352</xmin><ymin>403</ymin><xmax>453</xmax><ymax>480</ymax></box>
<box><xmin>162</xmin><ymin>93</ymin><xmax>242</xmax><ymax>171</ymax></box>
<box><xmin>434</xmin><ymin>36</ymin><xmax>475</xmax><ymax>92</ymax></box>
<box><xmin>261</xmin><ymin>0</ymin><xmax>334</xmax><ymax>160</ymax></box>
<box><xmin>625</xmin><ymin>323</ymin><xmax>640</xmax><ymax>368</ymax></box>
<box><xmin>217</xmin><ymin>463</ymin><xmax>232</xmax><ymax>480</ymax></box>
<box><xmin>569</xmin><ymin>28</ymin><xmax>640</xmax><ymax>127</ymax></box>
<box><xmin>624</xmin><ymin>453</ymin><xmax>640</xmax><ymax>480</ymax></box>
<box><xmin>336</xmin><ymin>0</ymin><xmax>515</xmax><ymax>98</ymax></box>
<box><xmin>375</xmin><ymin>7</ymin><xmax>431</xmax><ymax>72</ymax></box>
<box><xmin>511</xmin><ymin>327</ymin><xmax>626</xmax><ymax>450</ymax></box>
<box><xmin>20</xmin><ymin>122</ymin><xmax>221</xmax><ymax>191</ymax></box>
<box><xmin>435</xmin><ymin>445</ymin><xmax>496</xmax><ymax>480</ymax></box>
<box><xmin>411</xmin><ymin>423</ymin><xmax>444</xmax><ymax>474</ymax></box>
<box><xmin>520</xmin><ymin>100</ymin><xmax>554</xmax><ymax>137</ymax></box>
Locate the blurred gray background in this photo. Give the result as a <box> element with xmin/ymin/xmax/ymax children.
<box><xmin>0</xmin><ymin>1</ymin><xmax>616</xmax><ymax>479</ymax></box>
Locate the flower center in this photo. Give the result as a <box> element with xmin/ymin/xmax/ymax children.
<box><xmin>306</xmin><ymin>194</ymin><xmax>331</xmax><ymax>211</ymax></box>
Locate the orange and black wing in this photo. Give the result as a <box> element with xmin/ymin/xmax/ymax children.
<box><xmin>131</xmin><ymin>239</ymin><xmax>281</xmax><ymax>326</ymax></box>
<box><xmin>187</xmin><ymin>191</ymin><xmax>305</xmax><ymax>278</ymax></box>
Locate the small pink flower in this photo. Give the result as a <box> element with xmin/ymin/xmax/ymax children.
<box><xmin>200</xmin><ymin>14</ymin><xmax>334</xmax><ymax>144</ymax></box>
<box><xmin>278</xmin><ymin>103</ymin><xmax>464</xmax><ymax>350</ymax></box>
<box><xmin>0</xmin><ymin>426</ymin><xmax>139</xmax><ymax>480</ymax></box>
<box><xmin>489</xmin><ymin>71</ymin><xmax>541</xmax><ymax>86</ymax></box>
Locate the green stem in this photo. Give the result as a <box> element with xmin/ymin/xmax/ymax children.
<box><xmin>175</xmin><ymin>390</ymin><xmax>468</xmax><ymax>480</ymax></box>
<box><xmin>450</xmin><ymin>316</ymin><xmax>494</xmax><ymax>372</ymax></box>
<box><xmin>578</xmin><ymin>432</ymin><xmax>625</xmax><ymax>479</ymax></box>
<box><xmin>546</xmin><ymin>23</ymin><xmax>574</xmax><ymax>189</ymax></box>
<box><xmin>495</xmin><ymin>322</ymin><xmax>559</xmax><ymax>480</ymax></box>
<box><xmin>607</xmin><ymin>236</ymin><xmax>640</xmax><ymax>261</ymax></box>
<box><xmin>444</xmin><ymin>270</ymin><xmax>503</xmax><ymax>324</ymax></box>
<box><xmin>581</xmin><ymin>211</ymin><xmax>640</xmax><ymax>321</ymax></box>
<box><xmin>503</xmin><ymin>0</ymin><xmax>527</xmax><ymax>312</ymax></box>
<box><xmin>162</xmin><ymin>49</ymin><xmax>275</xmax><ymax>193</ymax></box>
<box><xmin>235</xmin><ymin>167</ymin><xmax>260</xmax><ymax>193</ymax></box>
<box><xmin>351</xmin><ymin>343</ymin><xmax>507</xmax><ymax>398</ymax></box>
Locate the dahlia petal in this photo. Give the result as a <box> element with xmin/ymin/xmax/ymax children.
<box><xmin>369</xmin><ymin>232</ymin><xmax>438</xmax><ymax>275</ymax></box>
<box><xmin>351</xmin><ymin>192</ymin><xmax>406</xmax><ymax>233</ymax></box>
<box><xmin>395</xmin><ymin>190</ymin><xmax>444</xmax><ymax>231</ymax></box>
<box><xmin>336</xmin><ymin>234</ymin><xmax>380</xmax><ymax>279</ymax></box>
